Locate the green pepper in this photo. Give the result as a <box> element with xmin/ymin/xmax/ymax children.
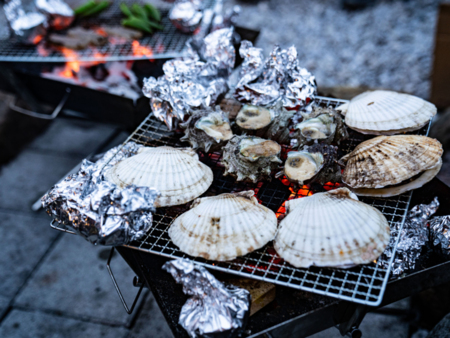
<box><xmin>80</xmin><ymin>1</ymin><xmax>110</xmax><ymax>17</ymax></box>
<box><xmin>120</xmin><ymin>3</ymin><xmax>133</xmax><ymax>17</ymax></box>
<box><xmin>143</xmin><ymin>3</ymin><xmax>160</xmax><ymax>21</ymax></box>
<box><xmin>121</xmin><ymin>17</ymin><xmax>152</xmax><ymax>33</ymax></box>
<box><xmin>147</xmin><ymin>20</ymin><xmax>163</xmax><ymax>30</ymax></box>
<box><xmin>131</xmin><ymin>4</ymin><xmax>148</xmax><ymax>20</ymax></box>
<box><xmin>74</xmin><ymin>0</ymin><xmax>97</xmax><ymax>15</ymax></box>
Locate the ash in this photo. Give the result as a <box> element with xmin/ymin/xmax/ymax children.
<box><xmin>228</xmin><ymin>0</ymin><xmax>441</xmax><ymax>99</ymax></box>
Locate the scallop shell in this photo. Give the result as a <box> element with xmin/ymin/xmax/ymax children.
<box><xmin>341</xmin><ymin>135</ymin><xmax>443</xmax><ymax>190</ymax></box>
<box><xmin>180</xmin><ymin>108</ymin><xmax>233</xmax><ymax>152</ymax></box>
<box><xmin>274</xmin><ymin>188</ymin><xmax>390</xmax><ymax>268</ymax></box>
<box><xmin>104</xmin><ymin>146</ymin><xmax>213</xmax><ymax>207</ymax></box>
<box><xmin>337</xmin><ymin>90</ymin><xmax>436</xmax><ymax>135</ymax></box>
<box><xmin>169</xmin><ymin>191</ymin><xmax>278</xmax><ymax>261</ymax></box>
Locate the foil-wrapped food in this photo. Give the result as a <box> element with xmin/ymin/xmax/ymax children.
<box><xmin>35</xmin><ymin>0</ymin><xmax>74</xmax><ymax>30</ymax></box>
<box><xmin>378</xmin><ymin>197</ymin><xmax>439</xmax><ymax>277</ymax></box>
<box><xmin>143</xmin><ymin>28</ymin><xmax>235</xmax><ymax>130</ymax></box>
<box><xmin>169</xmin><ymin>0</ymin><xmax>203</xmax><ymax>33</ymax></box>
<box><xmin>429</xmin><ymin>215</ymin><xmax>450</xmax><ymax>256</ymax></box>
<box><xmin>41</xmin><ymin>142</ymin><xmax>160</xmax><ymax>246</ymax></box>
<box><xmin>3</xmin><ymin>0</ymin><xmax>48</xmax><ymax>44</ymax></box>
<box><xmin>163</xmin><ymin>259</ymin><xmax>250</xmax><ymax>338</ymax></box>
<box><xmin>234</xmin><ymin>41</ymin><xmax>317</xmax><ymax>109</ymax></box>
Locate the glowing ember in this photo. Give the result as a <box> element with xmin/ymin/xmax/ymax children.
<box><xmin>59</xmin><ymin>47</ymin><xmax>81</xmax><ymax>78</ymax></box>
<box><xmin>132</xmin><ymin>40</ymin><xmax>153</xmax><ymax>58</ymax></box>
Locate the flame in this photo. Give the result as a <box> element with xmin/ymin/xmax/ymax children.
<box><xmin>32</xmin><ymin>34</ymin><xmax>44</xmax><ymax>45</ymax></box>
<box><xmin>59</xmin><ymin>47</ymin><xmax>81</xmax><ymax>78</ymax></box>
<box><xmin>132</xmin><ymin>41</ymin><xmax>153</xmax><ymax>58</ymax></box>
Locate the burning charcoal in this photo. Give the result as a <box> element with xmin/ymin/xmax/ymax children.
<box><xmin>35</xmin><ymin>0</ymin><xmax>74</xmax><ymax>30</ymax></box>
<box><xmin>3</xmin><ymin>0</ymin><xmax>48</xmax><ymax>45</ymax></box>
<box><xmin>100</xmin><ymin>25</ymin><xmax>143</xmax><ymax>40</ymax></box>
<box><xmin>169</xmin><ymin>0</ymin><xmax>203</xmax><ymax>33</ymax></box>
<box><xmin>163</xmin><ymin>259</ymin><xmax>250</xmax><ymax>338</ymax></box>
<box><xmin>67</xmin><ymin>27</ymin><xmax>107</xmax><ymax>46</ymax></box>
<box><xmin>48</xmin><ymin>33</ymin><xmax>89</xmax><ymax>49</ymax></box>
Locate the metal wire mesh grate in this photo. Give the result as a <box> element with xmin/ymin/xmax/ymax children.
<box><xmin>120</xmin><ymin>96</ymin><xmax>428</xmax><ymax>306</ymax></box>
<box><xmin>0</xmin><ymin>0</ymin><xmax>215</xmax><ymax>62</ymax></box>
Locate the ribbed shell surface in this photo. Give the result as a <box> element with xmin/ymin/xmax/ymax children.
<box><xmin>274</xmin><ymin>188</ymin><xmax>390</xmax><ymax>268</ymax></box>
<box><xmin>169</xmin><ymin>191</ymin><xmax>278</xmax><ymax>261</ymax></box>
<box><xmin>341</xmin><ymin>135</ymin><xmax>443</xmax><ymax>189</ymax></box>
<box><xmin>339</xmin><ymin>90</ymin><xmax>436</xmax><ymax>134</ymax></box>
<box><xmin>104</xmin><ymin>146</ymin><xmax>213</xmax><ymax>207</ymax></box>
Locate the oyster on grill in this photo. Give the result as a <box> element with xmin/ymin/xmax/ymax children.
<box><xmin>337</xmin><ymin>90</ymin><xmax>436</xmax><ymax>135</ymax></box>
<box><xmin>180</xmin><ymin>107</ymin><xmax>233</xmax><ymax>152</ymax></box>
<box><xmin>104</xmin><ymin>146</ymin><xmax>213</xmax><ymax>207</ymax></box>
<box><xmin>236</xmin><ymin>105</ymin><xmax>275</xmax><ymax>131</ymax></box>
<box><xmin>341</xmin><ymin>135</ymin><xmax>443</xmax><ymax>197</ymax></box>
<box><xmin>222</xmin><ymin>135</ymin><xmax>282</xmax><ymax>182</ymax></box>
<box><xmin>256</xmin><ymin>104</ymin><xmax>295</xmax><ymax>145</ymax></box>
<box><xmin>293</xmin><ymin>106</ymin><xmax>347</xmax><ymax>148</ymax></box>
<box><xmin>274</xmin><ymin>188</ymin><xmax>390</xmax><ymax>268</ymax></box>
<box><xmin>169</xmin><ymin>190</ymin><xmax>277</xmax><ymax>261</ymax></box>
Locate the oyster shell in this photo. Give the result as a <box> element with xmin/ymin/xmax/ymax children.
<box><xmin>104</xmin><ymin>146</ymin><xmax>213</xmax><ymax>207</ymax></box>
<box><xmin>180</xmin><ymin>107</ymin><xmax>233</xmax><ymax>152</ymax></box>
<box><xmin>341</xmin><ymin>135</ymin><xmax>443</xmax><ymax>196</ymax></box>
<box><xmin>222</xmin><ymin>135</ymin><xmax>282</xmax><ymax>182</ymax></box>
<box><xmin>278</xmin><ymin>151</ymin><xmax>324</xmax><ymax>185</ymax></box>
<box><xmin>169</xmin><ymin>190</ymin><xmax>277</xmax><ymax>261</ymax></box>
<box><xmin>337</xmin><ymin>90</ymin><xmax>436</xmax><ymax>135</ymax></box>
<box><xmin>274</xmin><ymin>188</ymin><xmax>390</xmax><ymax>268</ymax></box>
<box><xmin>293</xmin><ymin>106</ymin><xmax>348</xmax><ymax>148</ymax></box>
<box><xmin>256</xmin><ymin>104</ymin><xmax>295</xmax><ymax>145</ymax></box>
<box><xmin>236</xmin><ymin>105</ymin><xmax>275</xmax><ymax>131</ymax></box>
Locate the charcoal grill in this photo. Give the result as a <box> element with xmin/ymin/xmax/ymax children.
<box><xmin>0</xmin><ymin>0</ymin><xmax>216</xmax><ymax>62</ymax></box>
<box><xmin>88</xmin><ymin>96</ymin><xmax>430</xmax><ymax>307</ymax></box>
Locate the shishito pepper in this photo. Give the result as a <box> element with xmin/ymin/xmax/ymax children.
<box><xmin>120</xmin><ymin>3</ymin><xmax>133</xmax><ymax>17</ymax></box>
<box><xmin>143</xmin><ymin>3</ymin><xmax>160</xmax><ymax>22</ymax></box>
<box><xmin>74</xmin><ymin>0</ymin><xmax>97</xmax><ymax>15</ymax></box>
<box><xmin>131</xmin><ymin>4</ymin><xmax>148</xmax><ymax>20</ymax></box>
<box><xmin>121</xmin><ymin>17</ymin><xmax>153</xmax><ymax>33</ymax></box>
<box><xmin>147</xmin><ymin>20</ymin><xmax>163</xmax><ymax>30</ymax></box>
<box><xmin>80</xmin><ymin>1</ymin><xmax>110</xmax><ymax>17</ymax></box>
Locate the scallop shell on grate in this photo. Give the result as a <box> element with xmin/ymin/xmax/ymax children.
<box><xmin>274</xmin><ymin>188</ymin><xmax>390</xmax><ymax>268</ymax></box>
<box><xmin>169</xmin><ymin>191</ymin><xmax>278</xmax><ymax>261</ymax></box>
<box><xmin>104</xmin><ymin>146</ymin><xmax>213</xmax><ymax>207</ymax></box>
<box><xmin>341</xmin><ymin>135</ymin><xmax>443</xmax><ymax>190</ymax></box>
<box><xmin>337</xmin><ymin>90</ymin><xmax>436</xmax><ymax>135</ymax></box>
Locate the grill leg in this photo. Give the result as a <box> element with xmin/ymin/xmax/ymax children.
<box><xmin>337</xmin><ymin>304</ymin><xmax>367</xmax><ymax>337</ymax></box>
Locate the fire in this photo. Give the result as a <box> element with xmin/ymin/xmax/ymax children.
<box><xmin>132</xmin><ymin>40</ymin><xmax>154</xmax><ymax>58</ymax></box>
<box><xmin>32</xmin><ymin>34</ymin><xmax>44</xmax><ymax>45</ymax></box>
<box><xmin>59</xmin><ymin>47</ymin><xmax>81</xmax><ymax>78</ymax></box>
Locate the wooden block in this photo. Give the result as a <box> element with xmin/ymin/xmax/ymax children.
<box><xmin>226</xmin><ymin>278</ymin><xmax>276</xmax><ymax>316</ymax></box>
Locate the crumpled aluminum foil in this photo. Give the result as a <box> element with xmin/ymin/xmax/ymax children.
<box><xmin>163</xmin><ymin>259</ymin><xmax>250</xmax><ymax>338</ymax></box>
<box><xmin>3</xmin><ymin>0</ymin><xmax>48</xmax><ymax>44</ymax></box>
<box><xmin>234</xmin><ymin>41</ymin><xmax>317</xmax><ymax>109</ymax></box>
<box><xmin>41</xmin><ymin>142</ymin><xmax>160</xmax><ymax>246</ymax></box>
<box><xmin>378</xmin><ymin>197</ymin><xmax>439</xmax><ymax>277</ymax></box>
<box><xmin>35</xmin><ymin>0</ymin><xmax>74</xmax><ymax>30</ymax></box>
<box><xmin>143</xmin><ymin>28</ymin><xmax>234</xmax><ymax>130</ymax></box>
<box><xmin>429</xmin><ymin>215</ymin><xmax>450</xmax><ymax>256</ymax></box>
<box><xmin>169</xmin><ymin>0</ymin><xmax>203</xmax><ymax>33</ymax></box>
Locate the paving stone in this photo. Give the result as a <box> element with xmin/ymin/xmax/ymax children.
<box><xmin>309</xmin><ymin>311</ymin><xmax>410</xmax><ymax>338</ymax></box>
<box><xmin>0</xmin><ymin>150</ymin><xmax>81</xmax><ymax>212</ymax></box>
<box><xmin>129</xmin><ymin>293</ymin><xmax>174</xmax><ymax>338</ymax></box>
<box><xmin>0</xmin><ymin>210</ymin><xmax>58</xmax><ymax>299</ymax></box>
<box><xmin>0</xmin><ymin>309</ymin><xmax>129</xmax><ymax>338</ymax></box>
<box><xmin>14</xmin><ymin>234</ymin><xmax>146</xmax><ymax>326</ymax></box>
<box><xmin>29</xmin><ymin>118</ymin><xmax>118</xmax><ymax>158</ymax></box>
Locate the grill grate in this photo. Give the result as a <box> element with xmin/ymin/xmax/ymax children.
<box><xmin>116</xmin><ymin>96</ymin><xmax>428</xmax><ymax>306</ymax></box>
<box><xmin>0</xmin><ymin>0</ymin><xmax>215</xmax><ymax>62</ymax></box>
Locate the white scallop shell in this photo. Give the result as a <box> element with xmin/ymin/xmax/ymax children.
<box><xmin>104</xmin><ymin>146</ymin><xmax>213</xmax><ymax>207</ymax></box>
<box><xmin>274</xmin><ymin>188</ymin><xmax>390</xmax><ymax>268</ymax></box>
<box><xmin>169</xmin><ymin>191</ymin><xmax>278</xmax><ymax>261</ymax></box>
<box><xmin>337</xmin><ymin>90</ymin><xmax>436</xmax><ymax>135</ymax></box>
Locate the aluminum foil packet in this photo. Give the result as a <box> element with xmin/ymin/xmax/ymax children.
<box><xmin>429</xmin><ymin>215</ymin><xmax>450</xmax><ymax>256</ymax></box>
<box><xmin>3</xmin><ymin>0</ymin><xmax>48</xmax><ymax>44</ymax></box>
<box><xmin>169</xmin><ymin>0</ymin><xmax>203</xmax><ymax>33</ymax></box>
<box><xmin>234</xmin><ymin>41</ymin><xmax>316</xmax><ymax>109</ymax></box>
<box><xmin>41</xmin><ymin>142</ymin><xmax>160</xmax><ymax>246</ymax></box>
<box><xmin>142</xmin><ymin>28</ymin><xmax>234</xmax><ymax>130</ymax></box>
<box><xmin>378</xmin><ymin>197</ymin><xmax>439</xmax><ymax>278</ymax></box>
<box><xmin>35</xmin><ymin>0</ymin><xmax>74</xmax><ymax>30</ymax></box>
<box><xmin>163</xmin><ymin>259</ymin><xmax>250</xmax><ymax>338</ymax></box>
